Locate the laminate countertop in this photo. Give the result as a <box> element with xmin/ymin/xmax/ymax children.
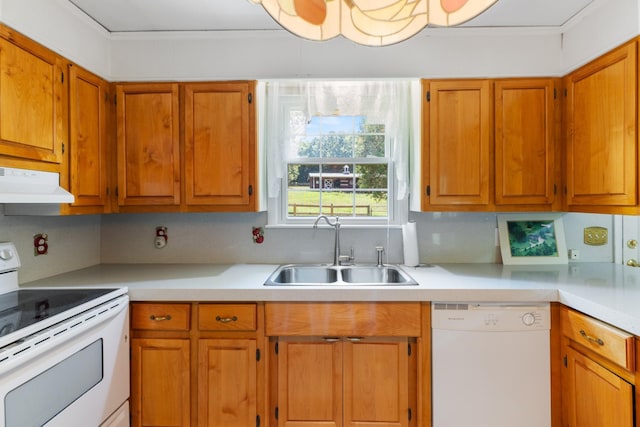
<box><xmin>22</xmin><ymin>262</ymin><xmax>640</xmax><ymax>335</ymax></box>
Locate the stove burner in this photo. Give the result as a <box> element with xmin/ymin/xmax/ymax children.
<box><xmin>35</xmin><ymin>299</ymin><xmax>50</xmax><ymax>320</ymax></box>
<box><xmin>0</xmin><ymin>288</ymin><xmax>116</xmax><ymax>339</ymax></box>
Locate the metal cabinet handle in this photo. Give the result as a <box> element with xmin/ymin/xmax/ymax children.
<box><xmin>323</xmin><ymin>337</ymin><xmax>340</xmax><ymax>342</ymax></box>
<box><xmin>579</xmin><ymin>329</ymin><xmax>604</xmax><ymax>346</ymax></box>
<box><xmin>346</xmin><ymin>337</ymin><xmax>363</xmax><ymax>342</ymax></box>
<box><xmin>215</xmin><ymin>315</ymin><xmax>238</xmax><ymax>323</ymax></box>
<box><xmin>150</xmin><ymin>314</ymin><xmax>172</xmax><ymax>321</ymax></box>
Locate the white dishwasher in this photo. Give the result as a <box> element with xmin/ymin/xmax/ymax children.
<box><xmin>432</xmin><ymin>302</ymin><xmax>550</xmax><ymax>427</ymax></box>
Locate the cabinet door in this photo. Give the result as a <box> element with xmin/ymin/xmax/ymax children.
<box><xmin>422</xmin><ymin>79</ymin><xmax>492</xmax><ymax>210</ymax></box>
<box><xmin>565</xmin><ymin>41</ymin><xmax>637</xmax><ymax>210</ymax></box>
<box><xmin>66</xmin><ymin>64</ymin><xmax>110</xmax><ymax>213</ymax></box>
<box><xmin>198</xmin><ymin>339</ymin><xmax>257</xmax><ymax>427</ymax></box>
<box><xmin>116</xmin><ymin>83</ymin><xmax>180</xmax><ymax>207</ymax></box>
<box><xmin>277</xmin><ymin>338</ymin><xmax>343</xmax><ymax>427</ymax></box>
<box><xmin>495</xmin><ymin>78</ymin><xmax>557</xmax><ymax>208</ymax></box>
<box><xmin>343</xmin><ymin>338</ymin><xmax>411</xmax><ymax>427</ymax></box>
<box><xmin>184</xmin><ymin>82</ymin><xmax>255</xmax><ymax>210</ymax></box>
<box><xmin>563</xmin><ymin>347</ymin><xmax>633</xmax><ymax>427</ymax></box>
<box><xmin>0</xmin><ymin>28</ymin><xmax>65</xmax><ymax>163</ymax></box>
<box><xmin>131</xmin><ymin>338</ymin><xmax>191</xmax><ymax>427</ymax></box>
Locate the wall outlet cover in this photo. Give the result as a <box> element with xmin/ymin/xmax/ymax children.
<box><xmin>584</xmin><ymin>226</ymin><xmax>608</xmax><ymax>246</ymax></box>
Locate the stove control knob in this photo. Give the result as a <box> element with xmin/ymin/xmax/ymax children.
<box><xmin>522</xmin><ymin>312</ymin><xmax>536</xmax><ymax>326</ymax></box>
<box><xmin>0</xmin><ymin>249</ymin><xmax>13</xmax><ymax>261</ymax></box>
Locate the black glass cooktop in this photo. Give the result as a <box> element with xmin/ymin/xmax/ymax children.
<box><xmin>0</xmin><ymin>288</ymin><xmax>115</xmax><ymax>338</ymax></box>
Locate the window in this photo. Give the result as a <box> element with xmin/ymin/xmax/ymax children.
<box><xmin>263</xmin><ymin>80</ymin><xmax>416</xmax><ymax>226</ymax></box>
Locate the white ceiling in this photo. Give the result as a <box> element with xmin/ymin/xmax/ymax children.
<box><xmin>67</xmin><ymin>0</ymin><xmax>596</xmax><ymax>33</ymax></box>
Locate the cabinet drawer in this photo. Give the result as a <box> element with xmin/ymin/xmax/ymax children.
<box><xmin>131</xmin><ymin>303</ymin><xmax>191</xmax><ymax>331</ymax></box>
<box><xmin>561</xmin><ymin>307</ymin><xmax>635</xmax><ymax>370</ymax></box>
<box><xmin>199</xmin><ymin>304</ymin><xmax>257</xmax><ymax>331</ymax></box>
<box><xmin>265</xmin><ymin>302</ymin><xmax>422</xmax><ymax>337</ymax></box>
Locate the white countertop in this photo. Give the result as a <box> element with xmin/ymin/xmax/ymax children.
<box><xmin>22</xmin><ymin>262</ymin><xmax>640</xmax><ymax>336</ymax></box>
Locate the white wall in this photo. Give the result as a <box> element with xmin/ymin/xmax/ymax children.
<box><xmin>561</xmin><ymin>0</ymin><xmax>640</xmax><ymax>73</ymax></box>
<box><xmin>108</xmin><ymin>29</ymin><xmax>562</xmax><ymax>81</ymax></box>
<box><xmin>98</xmin><ymin>211</ymin><xmax>614</xmax><ymax>265</ymax></box>
<box><xmin>0</xmin><ymin>0</ymin><xmax>111</xmax><ymax>76</ymax></box>
<box><xmin>0</xmin><ymin>209</ymin><xmax>101</xmax><ymax>283</ymax></box>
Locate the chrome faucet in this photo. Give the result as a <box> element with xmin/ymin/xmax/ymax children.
<box><xmin>313</xmin><ymin>215</ymin><xmax>341</xmax><ymax>266</ymax></box>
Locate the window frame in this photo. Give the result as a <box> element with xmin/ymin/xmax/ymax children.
<box><xmin>267</xmin><ymin>93</ymin><xmax>407</xmax><ymax>227</ymax></box>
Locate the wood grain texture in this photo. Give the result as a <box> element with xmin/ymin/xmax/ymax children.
<box><xmin>565</xmin><ymin>40</ymin><xmax>637</xmax><ymax>209</ymax></box>
<box><xmin>495</xmin><ymin>78</ymin><xmax>557</xmax><ymax>207</ymax></box>
<box><xmin>265</xmin><ymin>302</ymin><xmax>422</xmax><ymax>337</ymax></box>
<box><xmin>0</xmin><ymin>26</ymin><xmax>65</xmax><ymax>163</ymax></box>
<box><xmin>116</xmin><ymin>83</ymin><xmax>180</xmax><ymax>207</ymax></box>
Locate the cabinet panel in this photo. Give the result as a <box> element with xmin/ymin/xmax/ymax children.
<box><xmin>131</xmin><ymin>338</ymin><xmax>190</xmax><ymax>427</ymax></box>
<box><xmin>565</xmin><ymin>41</ymin><xmax>637</xmax><ymax>209</ymax></box>
<box><xmin>495</xmin><ymin>78</ymin><xmax>557</xmax><ymax>207</ymax></box>
<box><xmin>198</xmin><ymin>339</ymin><xmax>257</xmax><ymax>427</ymax></box>
<box><xmin>278</xmin><ymin>338</ymin><xmax>343</xmax><ymax>427</ymax></box>
<box><xmin>561</xmin><ymin>307</ymin><xmax>635</xmax><ymax>370</ymax></box>
<box><xmin>265</xmin><ymin>303</ymin><xmax>422</xmax><ymax>337</ymax></box>
<box><xmin>564</xmin><ymin>346</ymin><xmax>633</xmax><ymax>427</ymax></box>
<box><xmin>199</xmin><ymin>303</ymin><xmax>257</xmax><ymax>331</ymax></box>
<box><xmin>343</xmin><ymin>339</ymin><xmax>409</xmax><ymax>427</ymax></box>
<box><xmin>0</xmin><ymin>28</ymin><xmax>65</xmax><ymax>164</ymax></box>
<box><xmin>422</xmin><ymin>79</ymin><xmax>492</xmax><ymax>209</ymax></box>
<box><xmin>67</xmin><ymin>64</ymin><xmax>110</xmax><ymax>212</ymax></box>
<box><xmin>116</xmin><ymin>83</ymin><xmax>180</xmax><ymax>207</ymax></box>
<box><xmin>184</xmin><ymin>81</ymin><xmax>255</xmax><ymax>210</ymax></box>
<box><xmin>131</xmin><ymin>303</ymin><xmax>191</xmax><ymax>331</ymax></box>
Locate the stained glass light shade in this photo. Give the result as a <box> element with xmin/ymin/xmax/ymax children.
<box><xmin>251</xmin><ymin>0</ymin><xmax>499</xmax><ymax>46</ymax></box>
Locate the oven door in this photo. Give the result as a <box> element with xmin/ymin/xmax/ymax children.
<box><xmin>0</xmin><ymin>297</ymin><xmax>129</xmax><ymax>427</ymax></box>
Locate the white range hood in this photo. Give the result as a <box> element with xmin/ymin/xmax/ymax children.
<box><xmin>0</xmin><ymin>167</ymin><xmax>74</xmax><ymax>204</ymax></box>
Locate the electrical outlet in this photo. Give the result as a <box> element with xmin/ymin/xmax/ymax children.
<box><xmin>569</xmin><ymin>249</ymin><xmax>580</xmax><ymax>260</ymax></box>
<box><xmin>34</xmin><ymin>233</ymin><xmax>48</xmax><ymax>256</ymax></box>
<box><xmin>155</xmin><ymin>226</ymin><xmax>168</xmax><ymax>249</ymax></box>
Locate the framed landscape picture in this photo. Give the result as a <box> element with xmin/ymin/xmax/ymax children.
<box><xmin>498</xmin><ymin>214</ymin><xmax>568</xmax><ymax>265</ymax></box>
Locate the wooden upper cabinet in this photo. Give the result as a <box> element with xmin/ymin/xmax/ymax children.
<box><xmin>564</xmin><ymin>41</ymin><xmax>637</xmax><ymax>212</ymax></box>
<box><xmin>422</xmin><ymin>79</ymin><xmax>493</xmax><ymax>210</ymax></box>
<box><xmin>495</xmin><ymin>78</ymin><xmax>558</xmax><ymax>208</ymax></box>
<box><xmin>0</xmin><ymin>26</ymin><xmax>65</xmax><ymax>164</ymax></box>
<box><xmin>65</xmin><ymin>64</ymin><xmax>110</xmax><ymax>213</ymax></box>
<box><xmin>116</xmin><ymin>83</ymin><xmax>180</xmax><ymax>209</ymax></box>
<box><xmin>184</xmin><ymin>81</ymin><xmax>255</xmax><ymax>211</ymax></box>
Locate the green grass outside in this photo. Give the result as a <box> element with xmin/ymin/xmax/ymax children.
<box><xmin>287</xmin><ymin>188</ymin><xmax>387</xmax><ymax>217</ymax></box>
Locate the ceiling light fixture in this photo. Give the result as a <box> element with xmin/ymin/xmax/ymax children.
<box><xmin>251</xmin><ymin>0</ymin><xmax>498</xmax><ymax>46</ymax></box>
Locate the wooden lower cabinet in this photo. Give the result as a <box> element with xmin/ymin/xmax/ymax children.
<box><xmin>557</xmin><ymin>305</ymin><xmax>636</xmax><ymax>427</ymax></box>
<box><xmin>130</xmin><ymin>302</ymin><xmax>264</xmax><ymax>427</ymax></box>
<box><xmin>198</xmin><ymin>339</ymin><xmax>257</xmax><ymax>427</ymax></box>
<box><xmin>131</xmin><ymin>338</ymin><xmax>191</xmax><ymax>427</ymax></box>
<box><xmin>563</xmin><ymin>347</ymin><xmax>633</xmax><ymax>427</ymax></box>
<box><xmin>266</xmin><ymin>302</ymin><xmax>425</xmax><ymax>427</ymax></box>
<box><xmin>275</xmin><ymin>337</ymin><xmax>414</xmax><ymax>427</ymax></box>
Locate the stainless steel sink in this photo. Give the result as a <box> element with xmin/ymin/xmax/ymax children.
<box><xmin>341</xmin><ymin>266</ymin><xmax>415</xmax><ymax>284</ymax></box>
<box><xmin>264</xmin><ymin>264</ymin><xmax>418</xmax><ymax>286</ymax></box>
<box><xmin>265</xmin><ymin>265</ymin><xmax>339</xmax><ymax>285</ymax></box>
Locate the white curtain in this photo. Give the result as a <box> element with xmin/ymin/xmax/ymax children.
<box><xmin>264</xmin><ymin>79</ymin><xmax>417</xmax><ymax>201</ymax></box>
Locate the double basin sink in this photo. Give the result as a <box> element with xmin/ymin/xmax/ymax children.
<box><xmin>264</xmin><ymin>264</ymin><xmax>418</xmax><ymax>286</ymax></box>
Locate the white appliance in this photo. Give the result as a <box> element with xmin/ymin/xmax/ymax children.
<box><xmin>432</xmin><ymin>302</ymin><xmax>550</xmax><ymax>427</ymax></box>
<box><xmin>0</xmin><ymin>242</ymin><xmax>129</xmax><ymax>427</ymax></box>
<box><xmin>0</xmin><ymin>167</ymin><xmax>73</xmax><ymax>204</ymax></box>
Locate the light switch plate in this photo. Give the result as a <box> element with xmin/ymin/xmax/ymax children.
<box><xmin>584</xmin><ymin>226</ymin><xmax>608</xmax><ymax>246</ymax></box>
